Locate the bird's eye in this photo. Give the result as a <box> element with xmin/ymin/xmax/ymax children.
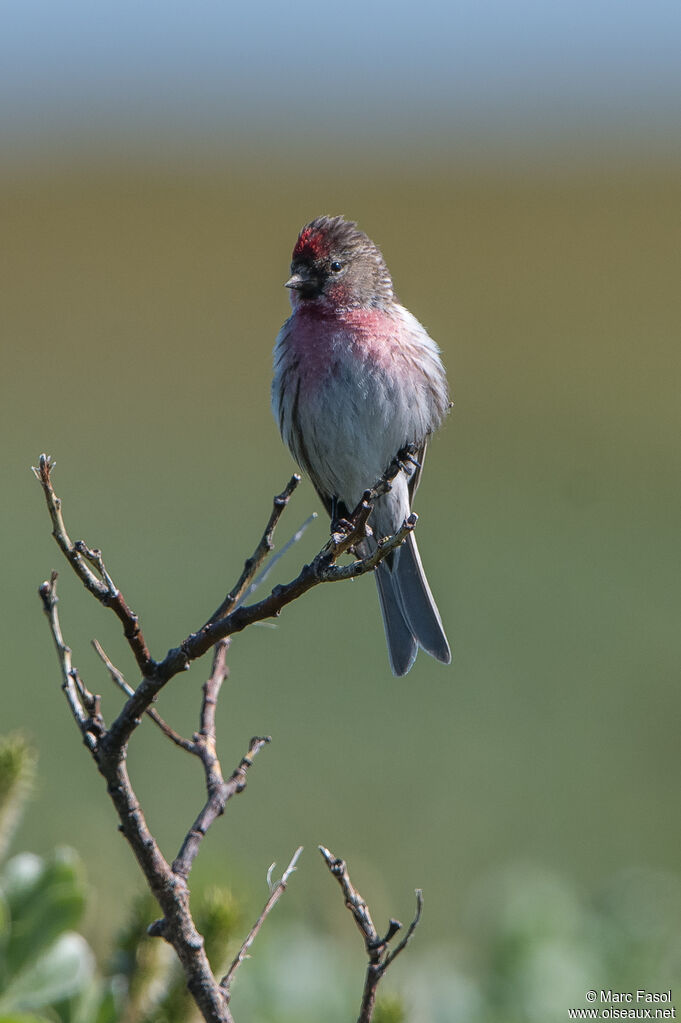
<box><xmin>330</xmin><ymin>260</ymin><xmax>343</xmax><ymax>273</ymax></box>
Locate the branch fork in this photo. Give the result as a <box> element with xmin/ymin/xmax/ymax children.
<box><xmin>319</xmin><ymin>845</ymin><xmax>424</xmax><ymax>1022</ymax></box>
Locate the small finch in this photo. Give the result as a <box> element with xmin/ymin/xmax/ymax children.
<box><xmin>271</xmin><ymin>215</ymin><xmax>451</xmax><ymax>676</ymax></box>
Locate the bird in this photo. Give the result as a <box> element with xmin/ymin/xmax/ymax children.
<box><xmin>271</xmin><ymin>215</ymin><xmax>451</xmax><ymax>676</ymax></box>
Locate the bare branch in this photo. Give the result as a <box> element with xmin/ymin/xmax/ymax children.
<box><xmin>169</xmin><ymin>638</ymin><xmax>271</xmax><ymax>880</ymax></box>
<box><xmin>172</xmin><ymin>731</ymin><xmax>271</xmax><ymax>880</ymax></box>
<box><xmin>205</xmin><ymin>475</ymin><xmax>302</xmax><ymax>625</ymax></box>
<box><xmin>318</xmin><ymin>845</ymin><xmax>381</xmax><ymax>953</ymax></box>
<box><xmin>384</xmin><ymin>889</ymin><xmax>424</xmax><ymax>971</ymax></box>
<box><xmin>92</xmin><ymin>639</ymin><xmax>194</xmax><ymax>752</ymax></box>
<box><xmin>198</xmin><ymin>638</ymin><xmax>230</xmax><ymax>746</ymax></box>
<box><xmin>179</xmin><ymin>510</ymin><xmax>417</xmax><ymax>669</ymax></box>
<box><xmin>33</xmin><ymin>454</ymin><xmax>154</xmax><ymax>675</ymax></box>
<box><xmin>319</xmin><ymin>845</ymin><xmax>424</xmax><ymax>1023</ymax></box>
<box><xmin>38</xmin><ymin>572</ymin><xmax>101</xmax><ymax>750</ymax></box>
<box><xmin>220</xmin><ymin>846</ymin><xmax>304</xmax><ymax>1000</ymax></box>
<box><xmin>241</xmin><ymin>511</ymin><xmax>317</xmax><ymax>604</ymax></box>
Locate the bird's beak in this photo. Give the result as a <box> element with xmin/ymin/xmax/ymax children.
<box><xmin>285</xmin><ymin>272</ymin><xmax>308</xmax><ymax>291</ymax></box>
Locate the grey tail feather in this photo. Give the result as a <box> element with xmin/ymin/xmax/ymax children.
<box><xmin>375</xmin><ymin>562</ymin><xmax>418</xmax><ymax>676</ymax></box>
<box><xmin>375</xmin><ymin>532</ymin><xmax>451</xmax><ymax>675</ymax></box>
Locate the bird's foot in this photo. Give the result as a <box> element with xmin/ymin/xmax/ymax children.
<box><xmin>331</xmin><ymin>515</ymin><xmax>354</xmax><ymax>536</ymax></box>
<box><xmin>395</xmin><ymin>443</ymin><xmax>422</xmax><ymax>474</ymax></box>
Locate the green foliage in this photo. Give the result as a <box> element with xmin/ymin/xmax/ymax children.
<box><xmin>373</xmin><ymin>994</ymin><xmax>406</xmax><ymax>1023</ymax></box>
<box><xmin>445</xmin><ymin>866</ymin><xmax>681</xmax><ymax>1023</ymax></box>
<box><xmin>0</xmin><ymin>732</ymin><xmax>96</xmax><ymax>1023</ymax></box>
<box><xmin>0</xmin><ymin>736</ymin><xmax>37</xmax><ymax>865</ymax></box>
<box><xmin>196</xmin><ymin>886</ymin><xmax>242</xmax><ymax>972</ymax></box>
<box><xmin>1</xmin><ymin>850</ymin><xmax>87</xmax><ymax>979</ymax></box>
<box><xmin>108</xmin><ymin>891</ymin><xmax>169</xmax><ymax>1023</ymax></box>
<box><xmin>0</xmin><ymin>1016</ymin><xmax>55</xmax><ymax>1023</ymax></box>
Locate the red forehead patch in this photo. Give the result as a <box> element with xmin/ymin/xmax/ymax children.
<box><xmin>292</xmin><ymin>226</ymin><xmax>329</xmax><ymax>261</ymax></box>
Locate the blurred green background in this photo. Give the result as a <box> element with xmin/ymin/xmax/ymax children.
<box><xmin>2</xmin><ymin>2</ymin><xmax>681</xmax><ymax>1018</ymax></box>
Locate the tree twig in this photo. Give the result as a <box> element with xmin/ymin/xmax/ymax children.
<box><xmin>39</xmin><ymin>572</ymin><xmax>106</xmax><ymax>748</ymax></box>
<box><xmin>92</xmin><ymin>638</ymin><xmax>194</xmax><ymax>751</ymax></box>
<box><xmin>241</xmin><ymin>511</ymin><xmax>317</xmax><ymax>605</ymax></box>
<box><xmin>174</xmin><ymin>726</ymin><xmax>271</xmax><ymax>882</ymax></box>
<box><xmin>33</xmin><ymin>454</ymin><xmax>153</xmax><ymax>676</ymax></box>
<box><xmin>206</xmin><ymin>475</ymin><xmax>302</xmax><ymax>625</ymax></box>
<box><xmin>178</xmin><ymin>508</ymin><xmax>417</xmax><ymax>669</ymax></box>
<box><xmin>220</xmin><ymin>846</ymin><xmax>304</xmax><ymax>1001</ymax></box>
<box><xmin>171</xmin><ymin>729</ymin><xmax>271</xmax><ymax>879</ymax></box>
<box><xmin>319</xmin><ymin>845</ymin><xmax>424</xmax><ymax>1023</ymax></box>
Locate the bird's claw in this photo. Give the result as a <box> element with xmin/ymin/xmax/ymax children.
<box><xmin>331</xmin><ymin>515</ymin><xmax>354</xmax><ymax>535</ymax></box>
<box><xmin>396</xmin><ymin>443</ymin><xmax>422</xmax><ymax>474</ymax></box>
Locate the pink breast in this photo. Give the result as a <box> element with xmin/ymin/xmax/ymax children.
<box><xmin>288</xmin><ymin>306</ymin><xmax>400</xmax><ymax>391</ymax></box>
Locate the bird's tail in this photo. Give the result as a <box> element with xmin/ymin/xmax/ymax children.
<box><xmin>374</xmin><ymin>532</ymin><xmax>451</xmax><ymax>677</ymax></box>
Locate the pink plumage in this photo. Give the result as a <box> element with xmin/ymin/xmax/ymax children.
<box><xmin>272</xmin><ymin>215</ymin><xmax>451</xmax><ymax>675</ymax></box>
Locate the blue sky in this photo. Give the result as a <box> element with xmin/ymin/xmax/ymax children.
<box><xmin>3</xmin><ymin>1</ymin><xmax>680</xmax><ymax>158</ymax></box>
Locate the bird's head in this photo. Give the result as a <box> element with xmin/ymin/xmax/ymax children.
<box><xmin>286</xmin><ymin>215</ymin><xmax>394</xmax><ymax>310</ymax></box>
